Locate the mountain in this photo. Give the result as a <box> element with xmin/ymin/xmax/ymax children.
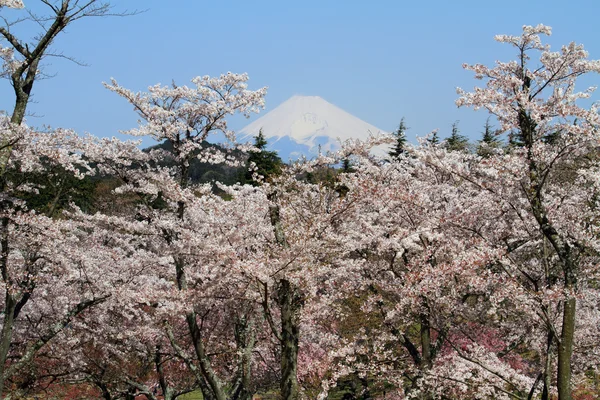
<box><xmin>239</xmin><ymin>95</ymin><xmax>388</xmax><ymax>160</ymax></box>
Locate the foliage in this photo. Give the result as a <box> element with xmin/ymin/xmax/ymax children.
<box><xmin>427</xmin><ymin>130</ymin><xmax>439</xmax><ymax>145</ymax></box>
<box><xmin>476</xmin><ymin>118</ymin><xmax>502</xmax><ymax>157</ymax></box>
<box><xmin>444</xmin><ymin>121</ymin><xmax>469</xmax><ymax>152</ymax></box>
<box><xmin>388</xmin><ymin>118</ymin><xmax>408</xmax><ymax>160</ymax></box>
<box><xmin>1</xmin><ymin>12</ymin><xmax>600</xmax><ymax>400</ymax></box>
<box><xmin>243</xmin><ymin>130</ymin><xmax>283</xmax><ymax>185</ymax></box>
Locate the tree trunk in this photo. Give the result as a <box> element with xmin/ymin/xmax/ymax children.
<box><xmin>419</xmin><ymin>313</ymin><xmax>433</xmax><ymax>400</ymax></box>
<box><xmin>557</xmin><ymin>297</ymin><xmax>576</xmax><ymax>400</ymax></box>
<box><xmin>267</xmin><ymin>191</ymin><xmax>302</xmax><ymax>400</ymax></box>
<box><xmin>359</xmin><ymin>376</ymin><xmax>371</xmax><ymax>399</ymax></box>
<box><xmin>186</xmin><ymin>312</ymin><xmax>227</xmax><ymax>400</ymax></box>
<box><xmin>278</xmin><ymin>279</ymin><xmax>301</xmax><ymax>400</ymax></box>
<box><xmin>9</xmin><ymin>53</ymin><xmax>41</xmax><ymax>126</ymax></box>
<box><xmin>0</xmin><ymin>294</ymin><xmax>16</xmax><ymax>400</ymax></box>
<box><xmin>540</xmin><ymin>328</ymin><xmax>553</xmax><ymax>400</ymax></box>
<box><xmin>0</xmin><ymin>215</ymin><xmax>14</xmax><ymax>400</ymax></box>
<box><xmin>230</xmin><ymin>316</ymin><xmax>256</xmax><ymax>400</ymax></box>
<box><xmin>198</xmin><ymin>374</ymin><xmax>217</xmax><ymax>400</ymax></box>
<box><xmin>420</xmin><ymin>314</ymin><xmax>431</xmax><ymax>369</ymax></box>
<box><xmin>125</xmin><ymin>386</ymin><xmax>137</xmax><ymax>400</ymax></box>
<box><xmin>156</xmin><ymin>345</ymin><xmax>174</xmax><ymax>400</ymax></box>
<box><xmin>96</xmin><ymin>381</ymin><xmax>113</xmax><ymax>400</ymax></box>
<box><xmin>10</xmin><ymin>89</ymin><xmax>30</xmax><ymax>126</ymax></box>
<box><xmin>174</xmin><ymin>252</ymin><xmax>226</xmax><ymax>400</ymax></box>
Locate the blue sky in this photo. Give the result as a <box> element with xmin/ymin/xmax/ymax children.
<box><xmin>1</xmin><ymin>0</ymin><xmax>600</xmax><ymax>149</ymax></box>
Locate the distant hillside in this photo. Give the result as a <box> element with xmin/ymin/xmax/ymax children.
<box><xmin>145</xmin><ymin>140</ymin><xmax>246</xmax><ymax>186</ymax></box>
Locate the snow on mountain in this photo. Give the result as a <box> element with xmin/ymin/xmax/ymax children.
<box><xmin>239</xmin><ymin>95</ymin><xmax>388</xmax><ymax>158</ymax></box>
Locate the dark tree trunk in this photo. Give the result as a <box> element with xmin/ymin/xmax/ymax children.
<box><xmin>0</xmin><ymin>216</ymin><xmax>14</xmax><ymax>400</ymax></box>
<box><xmin>0</xmin><ymin>293</ymin><xmax>16</xmax><ymax>399</ymax></box>
<box><xmin>420</xmin><ymin>313</ymin><xmax>432</xmax><ymax>369</ymax></box>
<box><xmin>557</xmin><ymin>297</ymin><xmax>576</xmax><ymax>400</ymax></box>
<box><xmin>267</xmin><ymin>191</ymin><xmax>303</xmax><ymax>400</ymax></box>
<box><xmin>185</xmin><ymin>312</ymin><xmax>226</xmax><ymax>400</ymax></box>
<box><xmin>419</xmin><ymin>313</ymin><xmax>433</xmax><ymax>400</ymax></box>
<box><xmin>230</xmin><ymin>316</ymin><xmax>255</xmax><ymax>400</ymax></box>
<box><xmin>359</xmin><ymin>376</ymin><xmax>371</xmax><ymax>399</ymax></box>
<box><xmin>197</xmin><ymin>373</ymin><xmax>217</xmax><ymax>400</ymax></box>
<box><xmin>156</xmin><ymin>345</ymin><xmax>174</xmax><ymax>400</ymax></box>
<box><xmin>278</xmin><ymin>279</ymin><xmax>301</xmax><ymax>400</ymax></box>
<box><xmin>125</xmin><ymin>386</ymin><xmax>137</xmax><ymax>400</ymax></box>
<box><xmin>96</xmin><ymin>381</ymin><xmax>113</xmax><ymax>400</ymax></box>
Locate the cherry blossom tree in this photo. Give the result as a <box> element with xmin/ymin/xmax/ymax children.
<box><xmin>257</xmin><ymin>172</ymin><xmax>340</xmax><ymax>400</ymax></box>
<box><xmin>101</xmin><ymin>73</ymin><xmax>270</xmax><ymax>400</ymax></box>
<box><xmin>0</xmin><ymin>118</ymin><xmax>149</xmax><ymax>399</ymax></box>
<box><xmin>315</xmin><ymin>25</ymin><xmax>600</xmax><ymax>399</ymax></box>
<box><xmin>395</xmin><ymin>24</ymin><xmax>600</xmax><ymax>400</ymax></box>
<box><xmin>311</xmin><ymin>109</ymin><xmax>599</xmax><ymax>398</ymax></box>
<box><xmin>313</xmin><ymin>150</ymin><xmax>486</xmax><ymax>399</ymax></box>
<box><xmin>250</xmin><ymin>137</ymin><xmax>401</xmax><ymax>400</ymax></box>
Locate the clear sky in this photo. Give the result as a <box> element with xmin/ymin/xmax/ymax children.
<box><xmin>1</xmin><ymin>0</ymin><xmax>600</xmax><ymax>148</ymax></box>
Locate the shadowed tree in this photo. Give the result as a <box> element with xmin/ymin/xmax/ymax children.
<box><xmin>427</xmin><ymin>131</ymin><xmax>439</xmax><ymax>145</ymax></box>
<box><xmin>388</xmin><ymin>117</ymin><xmax>408</xmax><ymax>160</ymax></box>
<box><xmin>244</xmin><ymin>129</ymin><xmax>282</xmax><ymax>185</ymax></box>
<box><xmin>444</xmin><ymin>121</ymin><xmax>469</xmax><ymax>152</ymax></box>
<box><xmin>476</xmin><ymin>118</ymin><xmax>501</xmax><ymax>158</ymax></box>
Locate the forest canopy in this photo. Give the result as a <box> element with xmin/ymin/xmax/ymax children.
<box><xmin>0</xmin><ymin>4</ymin><xmax>599</xmax><ymax>399</ymax></box>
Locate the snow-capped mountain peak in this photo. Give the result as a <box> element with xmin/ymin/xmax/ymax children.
<box><xmin>239</xmin><ymin>95</ymin><xmax>386</xmax><ymax>156</ymax></box>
